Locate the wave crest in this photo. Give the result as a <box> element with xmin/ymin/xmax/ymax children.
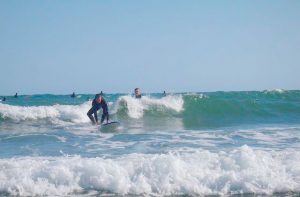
<box><xmin>112</xmin><ymin>95</ymin><xmax>184</xmax><ymax>119</ymax></box>
<box><xmin>0</xmin><ymin>102</ymin><xmax>91</xmax><ymax>123</ymax></box>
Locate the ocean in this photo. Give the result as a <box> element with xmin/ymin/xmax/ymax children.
<box><xmin>0</xmin><ymin>90</ymin><xmax>300</xmax><ymax>196</ymax></box>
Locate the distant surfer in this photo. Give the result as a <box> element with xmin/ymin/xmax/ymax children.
<box><xmin>14</xmin><ymin>93</ymin><xmax>18</xmax><ymax>98</ymax></box>
<box><xmin>163</xmin><ymin>91</ymin><xmax>167</xmax><ymax>96</ymax></box>
<box><xmin>87</xmin><ymin>94</ymin><xmax>109</xmax><ymax>125</ymax></box>
<box><xmin>134</xmin><ymin>88</ymin><xmax>142</xmax><ymax>99</ymax></box>
<box><xmin>71</xmin><ymin>92</ymin><xmax>76</xmax><ymax>98</ymax></box>
<box><xmin>2</xmin><ymin>97</ymin><xmax>6</xmax><ymax>101</ymax></box>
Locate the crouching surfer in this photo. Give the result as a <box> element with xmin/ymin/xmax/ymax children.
<box><xmin>87</xmin><ymin>94</ymin><xmax>109</xmax><ymax>125</ymax></box>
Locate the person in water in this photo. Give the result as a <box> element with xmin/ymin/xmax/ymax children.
<box><xmin>2</xmin><ymin>97</ymin><xmax>6</xmax><ymax>101</ymax></box>
<box><xmin>134</xmin><ymin>88</ymin><xmax>142</xmax><ymax>99</ymax></box>
<box><xmin>87</xmin><ymin>94</ymin><xmax>109</xmax><ymax>125</ymax></box>
<box><xmin>71</xmin><ymin>92</ymin><xmax>76</xmax><ymax>98</ymax></box>
<box><xmin>14</xmin><ymin>93</ymin><xmax>18</xmax><ymax>98</ymax></box>
<box><xmin>163</xmin><ymin>91</ymin><xmax>167</xmax><ymax>96</ymax></box>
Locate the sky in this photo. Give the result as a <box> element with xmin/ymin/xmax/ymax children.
<box><xmin>0</xmin><ymin>0</ymin><xmax>300</xmax><ymax>95</ymax></box>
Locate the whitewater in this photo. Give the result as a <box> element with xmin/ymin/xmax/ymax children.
<box><xmin>0</xmin><ymin>90</ymin><xmax>300</xmax><ymax>196</ymax></box>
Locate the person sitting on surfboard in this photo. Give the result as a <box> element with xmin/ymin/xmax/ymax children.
<box><xmin>134</xmin><ymin>88</ymin><xmax>142</xmax><ymax>99</ymax></box>
<box><xmin>87</xmin><ymin>94</ymin><xmax>109</xmax><ymax>125</ymax></box>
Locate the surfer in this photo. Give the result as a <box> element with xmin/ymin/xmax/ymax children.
<box><xmin>2</xmin><ymin>97</ymin><xmax>6</xmax><ymax>101</ymax></box>
<box><xmin>71</xmin><ymin>92</ymin><xmax>76</xmax><ymax>98</ymax></box>
<box><xmin>134</xmin><ymin>88</ymin><xmax>142</xmax><ymax>99</ymax></box>
<box><xmin>163</xmin><ymin>91</ymin><xmax>167</xmax><ymax>96</ymax></box>
<box><xmin>87</xmin><ymin>94</ymin><xmax>109</xmax><ymax>125</ymax></box>
<box><xmin>14</xmin><ymin>93</ymin><xmax>18</xmax><ymax>98</ymax></box>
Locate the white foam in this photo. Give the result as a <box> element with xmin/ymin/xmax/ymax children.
<box><xmin>263</xmin><ymin>89</ymin><xmax>286</xmax><ymax>93</ymax></box>
<box><xmin>0</xmin><ymin>102</ymin><xmax>91</xmax><ymax>124</ymax></box>
<box><xmin>0</xmin><ymin>95</ymin><xmax>184</xmax><ymax>123</ymax></box>
<box><xmin>112</xmin><ymin>95</ymin><xmax>184</xmax><ymax>119</ymax></box>
<box><xmin>0</xmin><ymin>145</ymin><xmax>299</xmax><ymax>196</ymax></box>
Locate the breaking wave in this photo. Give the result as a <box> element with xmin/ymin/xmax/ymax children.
<box><xmin>112</xmin><ymin>95</ymin><xmax>184</xmax><ymax>119</ymax></box>
<box><xmin>1</xmin><ymin>90</ymin><xmax>300</xmax><ymax>128</ymax></box>
<box><xmin>0</xmin><ymin>145</ymin><xmax>299</xmax><ymax>196</ymax></box>
<box><xmin>0</xmin><ymin>102</ymin><xmax>91</xmax><ymax>124</ymax></box>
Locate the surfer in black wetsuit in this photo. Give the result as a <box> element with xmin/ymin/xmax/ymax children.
<box><xmin>71</xmin><ymin>92</ymin><xmax>76</xmax><ymax>98</ymax></box>
<box><xmin>14</xmin><ymin>93</ymin><xmax>18</xmax><ymax>98</ymax></box>
<box><xmin>87</xmin><ymin>94</ymin><xmax>109</xmax><ymax>125</ymax></box>
<box><xmin>134</xmin><ymin>88</ymin><xmax>142</xmax><ymax>99</ymax></box>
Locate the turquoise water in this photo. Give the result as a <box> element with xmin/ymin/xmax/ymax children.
<box><xmin>0</xmin><ymin>90</ymin><xmax>300</xmax><ymax>196</ymax></box>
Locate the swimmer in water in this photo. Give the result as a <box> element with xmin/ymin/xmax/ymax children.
<box><xmin>134</xmin><ymin>88</ymin><xmax>142</xmax><ymax>99</ymax></box>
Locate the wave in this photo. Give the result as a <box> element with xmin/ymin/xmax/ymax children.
<box><xmin>0</xmin><ymin>145</ymin><xmax>299</xmax><ymax>196</ymax></box>
<box><xmin>182</xmin><ymin>90</ymin><xmax>300</xmax><ymax>128</ymax></box>
<box><xmin>0</xmin><ymin>95</ymin><xmax>184</xmax><ymax>124</ymax></box>
<box><xmin>0</xmin><ymin>102</ymin><xmax>91</xmax><ymax>124</ymax></box>
<box><xmin>112</xmin><ymin>95</ymin><xmax>184</xmax><ymax>119</ymax></box>
<box><xmin>1</xmin><ymin>91</ymin><xmax>300</xmax><ymax>128</ymax></box>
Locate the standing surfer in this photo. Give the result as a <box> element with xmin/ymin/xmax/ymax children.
<box><xmin>87</xmin><ymin>94</ymin><xmax>109</xmax><ymax>125</ymax></box>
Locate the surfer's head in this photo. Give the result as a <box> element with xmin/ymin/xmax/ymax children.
<box><xmin>94</xmin><ymin>94</ymin><xmax>102</xmax><ymax>103</ymax></box>
<box><xmin>134</xmin><ymin>88</ymin><xmax>141</xmax><ymax>98</ymax></box>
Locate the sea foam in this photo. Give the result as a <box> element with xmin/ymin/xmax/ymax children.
<box><xmin>112</xmin><ymin>95</ymin><xmax>184</xmax><ymax>119</ymax></box>
<box><xmin>0</xmin><ymin>145</ymin><xmax>299</xmax><ymax>196</ymax></box>
<box><xmin>0</xmin><ymin>102</ymin><xmax>91</xmax><ymax>123</ymax></box>
<box><xmin>0</xmin><ymin>95</ymin><xmax>184</xmax><ymax>123</ymax></box>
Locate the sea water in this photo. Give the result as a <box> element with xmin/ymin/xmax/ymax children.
<box><xmin>0</xmin><ymin>90</ymin><xmax>300</xmax><ymax>196</ymax></box>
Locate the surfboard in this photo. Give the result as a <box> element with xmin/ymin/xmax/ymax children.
<box><xmin>100</xmin><ymin>121</ymin><xmax>121</xmax><ymax>132</ymax></box>
<box><xmin>102</xmin><ymin>121</ymin><xmax>120</xmax><ymax>126</ymax></box>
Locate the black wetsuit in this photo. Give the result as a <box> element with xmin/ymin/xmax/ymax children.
<box><xmin>87</xmin><ymin>99</ymin><xmax>109</xmax><ymax>124</ymax></box>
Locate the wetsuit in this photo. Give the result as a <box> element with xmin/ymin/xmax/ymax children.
<box><xmin>87</xmin><ymin>99</ymin><xmax>109</xmax><ymax>124</ymax></box>
<box><xmin>135</xmin><ymin>94</ymin><xmax>142</xmax><ymax>99</ymax></box>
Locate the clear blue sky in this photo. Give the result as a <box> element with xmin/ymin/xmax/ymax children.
<box><xmin>0</xmin><ymin>0</ymin><xmax>299</xmax><ymax>94</ymax></box>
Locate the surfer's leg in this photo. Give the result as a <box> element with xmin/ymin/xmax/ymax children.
<box><xmin>100</xmin><ymin>113</ymin><xmax>105</xmax><ymax>124</ymax></box>
<box><xmin>87</xmin><ymin>108</ymin><xmax>96</xmax><ymax>124</ymax></box>
<box><xmin>106</xmin><ymin>113</ymin><xmax>109</xmax><ymax>122</ymax></box>
<box><xmin>101</xmin><ymin>113</ymin><xmax>109</xmax><ymax>124</ymax></box>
